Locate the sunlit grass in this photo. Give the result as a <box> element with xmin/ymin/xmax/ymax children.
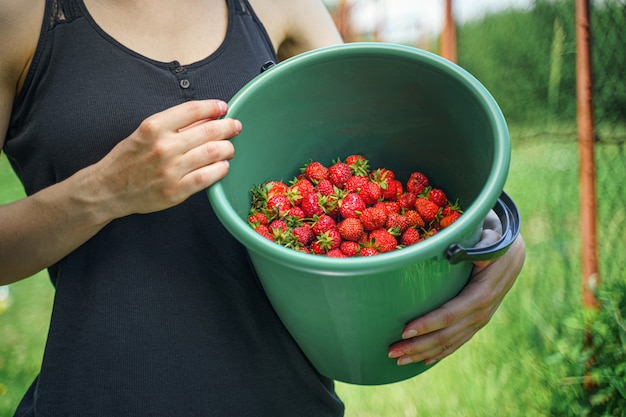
<box><xmin>1</xmin><ymin>131</ymin><xmax>623</xmax><ymax>415</ymax></box>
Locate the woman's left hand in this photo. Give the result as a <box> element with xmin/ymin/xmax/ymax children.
<box><xmin>387</xmin><ymin>216</ymin><xmax>526</xmax><ymax>366</ymax></box>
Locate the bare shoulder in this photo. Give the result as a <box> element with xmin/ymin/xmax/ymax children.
<box><xmin>248</xmin><ymin>0</ymin><xmax>343</xmax><ymax>60</ymax></box>
<box><xmin>0</xmin><ymin>0</ymin><xmax>44</xmax><ymax>148</ymax></box>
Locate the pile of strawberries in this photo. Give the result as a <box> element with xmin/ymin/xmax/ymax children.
<box><xmin>247</xmin><ymin>155</ymin><xmax>463</xmax><ymax>257</ymax></box>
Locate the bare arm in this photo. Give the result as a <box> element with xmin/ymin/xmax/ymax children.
<box><xmin>250</xmin><ymin>0</ymin><xmax>344</xmax><ymax>60</ymax></box>
<box><xmin>0</xmin><ymin>2</ymin><xmax>241</xmax><ymax>285</ymax></box>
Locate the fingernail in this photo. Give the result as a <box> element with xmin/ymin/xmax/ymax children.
<box><xmin>397</xmin><ymin>357</ymin><xmax>413</xmax><ymax>366</ymax></box>
<box><xmin>217</xmin><ymin>100</ymin><xmax>227</xmax><ymax>112</ymax></box>
<box><xmin>388</xmin><ymin>349</ymin><xmax>403</xmax><ymax>359</ymax></box>
<box><xmin>402</xmin><ymin>329</ymin><xmax>417</xmax><ymax>339</ymax></box>
<box><xmin>424</xmin><ymin>358</ymin><xmax>437</xmax><ymax>366</ymax></box>
<box><xmin>234</xmin><ymin>119</ymin><xmax>242</xmax><ymax>133</ymax></box>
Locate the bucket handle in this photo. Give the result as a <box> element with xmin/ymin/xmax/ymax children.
<box><xmin>445</xmin><ymin>191</ymin><xmax>521</xmax><ymax>265</ymax></box>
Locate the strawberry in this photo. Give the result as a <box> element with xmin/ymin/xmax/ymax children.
<box><xmin>248</xmin><ymin>212</ymin><xmax>269</xmax><ymax>227</ymax></box>
<box><xmin>396</xmin><ymin>192</ymin><xmax>417</xmax><ymax>210</ymax></box>
<box><xmin>358</xmin><ymin>181</ymin><xmax>382</xmax><ymax>205</ymax></box>
<box><xmin>292</xmin><ymin>224</ymin><xmax>315</xmax><ymax>246</ymax></box>
<box><xmin>337</xmin><ymin>217</ymin><xmax>364</xmax><ymax>241</ymax></box>
<box><xmin>287</xmin><ymin>178</ymin><xmax>314</xmax><ymax>206</ymax></box>
<box><xmin>385</xmin><ymin>212</ymin><xmax>410</xmax><ymax>233</ymax></box>
<box><xmin>340</xmin><ymin>240</ymin><xmax>360</xmax><ymax>257</ymax></box>
<box><xmin>311</xmin><ymin>229</ymin><xmax>341</xmax><ymax>254</ymax></box>
<box><xmin>344</xmin><ymin>175</ymin><xmax>368</xmax><ymax>193</ymax></box>
<box><xmin>265</xmin><ymin>181</ymin><xmax>289</xmax><ymax>198</ymax></box>
<box><xmin>286</xmin><ymin>206</ymin><xmax>305</xmax><ymax>220</ymax></box>
<box><xmin>403</xmin><ymin>209</ymin><xmax>425</xmax><ymax>228</ymax></box>
<box><xmin>328</xmin><ymin>160</ymin><xmax>353</xmax><ymax>188</ymax></box>
<box><xmin>401</xmin><ymin>227</ymin><xmax>422</xmax><ymax>246</ymax></box>
<box><xmin>360</xmin><ymin>206</ymin><xmax>387</xmax><ymax>231</ymax></box>
<box><xmin>359</xmin><ymin>247</ymin><xmax>379</xmax><ymax>257</ymax></box>
<box><xmin>406</xmin><ymin>172</ymin><xmax>429</xmax><ymax>195</ymax></box>
<box><xmin>374</xmin><ymin>201</ymin><xmax>400</xmax><ymax>215</ymax></box>
<box><xmin>415</xmin><ymin>197</ymin><xmax>440</xmax><ymax>223</ymax></box>
<box><xmin>254</xmin><ymin>224</ymin><xmax>274</xmax><ymax>241</ymax></box>
<box><xmin>440</xmin><ymin>211</ymin><xmax>462</xmax><ymax>228</ymax></box>
<box><xmin>303</xmin><ymin>160</ymin><xmax>329</xmax><ymax>183</ymax></box>
<box><xmin>368</xmin><ymin>228</ymin><xmax>398</xmax><ymax>253</ymax></box>
<box><xmin>301</xmin><ymin>193</ymin><xmax>325</xmax><ymax>218</ymax></box>
<box><xmin>312</xmin><ymin>214</ymin><xmax>337</xmax><ymax>235</ymax></box>
<box><xmin>326</xmin><ymin>248</ymin><xmax>347</xmax><ymax>258</ymax></box>
<box><xmin>370</xmin><ymin>168</ymin><xmax>396</xmax><ymax>200</ymax></box>
<box><xmin>339</xmin><ymin>192</ymin><xmax>366</xmax><ymax>219</ymax></box>
<box><xmin>315</xmin><ymin>179</ymin><xmax>335</xmax><ymax>196</ymax></box>
<box><xmin>267</xmin><ymin>194</ymin><xmax>291</xmax><ymax>216</ymax></box>
<box><xmin>428</xmin><ymin>188</ymin><xmax>448</xmax><ymax>207</ymax></box>
<box><xmin>345</xmin><ymin>154</ymin><xmax>370</xmax><ymax>176</ymax></box>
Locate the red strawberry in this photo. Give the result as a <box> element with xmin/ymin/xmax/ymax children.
<box><xmin>344</xmin><ymin>175</ymin><xmax>368</xmax><ymax>193</ymax></box>
<box><xmin>345</xmin><ymin>154</ymin><xmax>370</xmax><ymax>176</ymax></box>
<box><xmin>339</xmin><ymin>192</ymin><xmax>366</xmax><ymax>219</ymax></box>
<box><xmin>374</xmin><ymin>201</ymin><xmax>400</xmax><ymax>215</ymax></box>
<box><xmin>267</xmin><ymin>194</ymin><xmax>291</xmax><ymax>214</ymax></box>
<box><xmin>312</xmin><ymin>214</ymin><xmax>337</xmax><ymax>235</ymax></box>
<box><xmin>304</xmin><ymin>160</ymin><xmax>329</xmax><ymax>183</ymax></box>
<box><xmin>287</xmin><ymin>178</ymin><xmax>314</xmax><ymax>206</ymax></box>
<box><xmin>403</xmin><ymin>209</ymin><xmax>425</xmax><ymax>228</ymax></box>
<box><xmin>301</xmin><ymin>193</ymin><xmax>324</xmax><ymax>218</ymax></box>
<box><xmin>358</xmin><ymin>181</ymin><xmax>382</xmax><ymax>205</ymax></box>
<box><xmin>359</xmin><ymin>247</ymin><xmax>379</xmax><ymax>257</ymax></box>
<box><xmin>385</xmin><ymin>212</ymin><xmax>410</xmax><ymax>233</ymax></box>
<box><xmin>315</xmin><ymin>179</ymin><xmax>335</xmax><ymax>196</ymax></box>
<box><xmin>396</xmin><ymin>192</ymin><xmax>417</xmax><ymax>210</ymax></box>
<box><xmin>428</xmin><ymin>188</ymin><xmax>448</xmax><ymax>207</ymax></box>
<box><xmin>286</xmin><ymin>206</ymin><xmax>305</xmax><ymax>220</ymax></box>
<box><xmin>415</xmin><ymin>197</ymin><xmax>440</xmax><ymax>223</ymax></box>
<box><xmin>440</xmin><ymin>211</ymin><xmax>462</xmax><ymax>228</ymax></box>
<box><xmin>292</xmin><ymin>224</ymin><xmax>315</xmax><ymax>246</ymax></box>
<box><xmin>337</xmin><ymin>217</ymin><xmax>364</xmax><ymax>241</ymax></box>
<box><xmin>248</xmin><ymin>212</ymin><xmax>269</xmax><ymax>227</ymax></box>
<box><xmin>311</xmin><ymin>229</ymin><xmax>341</xmax><ymax>254</ymax></box>
<box><xmin>265</xmin><ymin>181</ymin><xmax>289</xmax><ymax>198</ymax></box>
<box><xmin>326</xmin><ymin>248</ymin><xmax>347</xmax><ymax>258</ymax></box>
<box><xmin>269</xmin><ymin>219</ymin><xmax>288</xmax><ymax>233</ymax></box>
<box><xmin>340</xmin><ymin>240</ymin><xmax>360</xmax><ymax>257</ymax></box>
<box><xmin>328</xmin><ymin>161</ymin><xmax>353</xmax><ymax>188</ymax></box>
<box><xmin>360</xmin><ymin>206</ymin><xmax>387</xmax><ymax>231</ymax></box>
<box><xmin>406</xmin><ymin>172</ymin><xmax>429</xmax><ymax>195</ymax></box>
<box><xmin>401</xmin><ymin>227</ymin><xmax>422</xmax><ymax>246</ymax></box>
<box><xmin>368</xmin><ymin>228</ymin><xmax>398</xmax><ymax>253</ymax></box>
<box><xmin>254</xmin><ymin>224</ymin><xmax>274</xmax><ymax>241</ymax></box>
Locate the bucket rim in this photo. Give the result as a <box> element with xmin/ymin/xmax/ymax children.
<box><xmin>207</xmin><ymin>42</ymin><xmax>510</xmax><ymax>274</ymax></box>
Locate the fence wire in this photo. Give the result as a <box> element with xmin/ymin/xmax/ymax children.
<box><xmin>326</xmin><ymin>0</ymin><xmax>626</xmax><ymax>285</ymax></box>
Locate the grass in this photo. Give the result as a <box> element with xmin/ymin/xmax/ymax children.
<box><xmin>1</xmin><ymin>130</ymin><xmax>624</xmax><ymax>416</ymax></box>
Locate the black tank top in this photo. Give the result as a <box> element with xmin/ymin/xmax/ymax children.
<box><xmin>5</xmin><ymin>0</ymin><xmax>344</xmax><ymax>415</ymax></box>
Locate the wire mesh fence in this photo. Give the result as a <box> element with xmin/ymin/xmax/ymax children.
<box><xmin>326</xmin><ymin>0</ymin><xmax>626</xmax><ymax>289</ymax></box>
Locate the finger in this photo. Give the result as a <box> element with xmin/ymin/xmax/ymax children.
<box><xmin>389</xmin><ymin>320</ymin><xmax>478</xmax><ymax>365</ymax></box>
<box><xmin>180</xmin><ymin>135</ymin><xmax>236</xmax><ymax>174</ymax></box>
<box><xmin>178</xmin><ymin>118</ymin><xmax>240</xmax><ymax>166</ymax></box>
<box><xmin>482</xmin><ymin>209</ymin><xmax>502</xmax><ymax>234</ymax></box>
<box><xmin>472</xmin><ymin>228</ymin><xmax>502</xmax><ymax>267</ymax></box>
<box><xmin>149</xmin><ymin>100</ymin><xmax>229</xmax><ymax>132</ymax></box>
<box><xmin>178</xmin><ymin>159</ymin><xmax>232</xmax><ymax>193</ymax></box>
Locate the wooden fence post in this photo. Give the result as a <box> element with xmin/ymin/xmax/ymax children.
<box><xmin>576</xmin><ymin>0</ymin><xmax>600</xmax><ymax>310</ymax></box>
<box><xmin>441</xmin><ymin>0</ymin><xmax>457</xmax><ymax>63</ymax></box>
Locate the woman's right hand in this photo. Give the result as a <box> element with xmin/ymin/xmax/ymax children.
<box><xmin>91</xmin><ymin>99</ymin><xmax>241</xmax><ymax>218</ymax></box>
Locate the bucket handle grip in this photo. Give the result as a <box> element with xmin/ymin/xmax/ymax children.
<box><xmin>445</xmin><ymin>191</ymin><xmax>520</xmax><ymax>265</ymax></box>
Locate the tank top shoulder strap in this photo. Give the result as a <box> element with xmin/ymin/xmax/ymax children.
<box><xmin>45</xmin><ymin>0</ymin><xmax>85</xmax><ymax>29</ymax></box>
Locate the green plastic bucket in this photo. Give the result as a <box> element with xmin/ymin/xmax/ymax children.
<box><xmin>207</xmin><ymin>43</ymin><xmax>520</xmax><ymax>385</ymax></box>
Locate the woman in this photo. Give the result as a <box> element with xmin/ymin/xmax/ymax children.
<box><xmin>0</xmin><ymin>0</ymin><xmax>525</xmax><ymax>415</ymax></box>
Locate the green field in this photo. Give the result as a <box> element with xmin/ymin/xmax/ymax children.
<box><xmin>0</xmin><ymin>130</ymin><xmax>624</xmax><ymax>416</ymax></box>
